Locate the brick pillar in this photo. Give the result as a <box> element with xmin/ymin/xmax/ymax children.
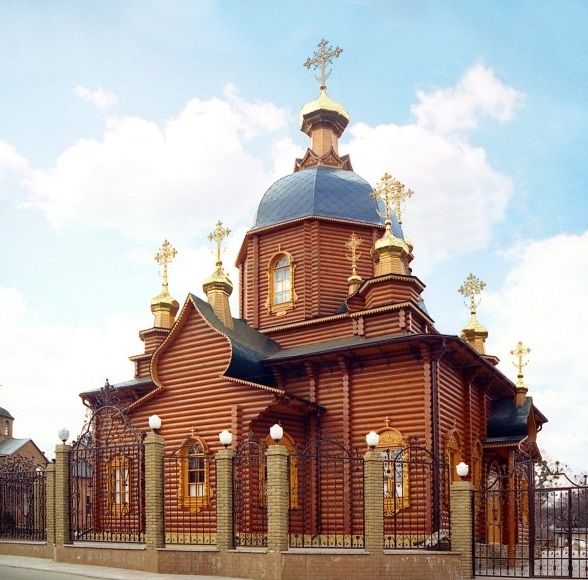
<box><xmin>266</xmin><ymin>444</ymin><xmax>289</xmax><ymax>552</ymax></box>
<box><xmin>215</xmin><ymin>448</ymin><xmax>234</xmax><ymax>550</ymax></box>
<box><xmin>144</xmin><ymin>431</ymin><xmax>165</xmax><ymax>549</ymax></box>
<box><xmin>54</xmin><ymin>443</ymin><xmax>71</xmax><ymax>545</ymax></box>
<box><xmin>364</xmin><ymin>449</ymin><xmax>384</xmax><ymax>552</ymax></box>
<box><xmin>45</xmin><ymin>463</ymin><xmax>56</xmax><ymax>545</ymax></box>
<box><xmin>450</xmin><ymin>480</ymin><xmax>474</xmax><ymax>579</ymax></box>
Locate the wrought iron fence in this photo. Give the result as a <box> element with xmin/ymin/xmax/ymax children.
<box><xmin>233</xmin><ymin>433</ymin><xmax>267</xmax><ymax>547</ymax></box>
<box><xmin>164</xmin><ymin>445</ymin><xmax>216</xmax><ymax>545</ymax></box>
<box><xmin>474</xmin><ymin>459</ymin><xmax>588</xmax><ymax>578</ymax></box>
<box><xmin>0</xmin><ymin>456</ymin><xmax>46</xmax><ymax>541</ymax></box>
<box><xmin>70</xmin><ymin>403</ymin><xmax>145</xmax><ymax>543</ymax></box>
<box><xmin>383</xmin><ymin>445</ymin><xmax>451</xmax><ymax>550</ymax></box>
<box><xmin>289</xmin><ymin>437</ymin><xmax>364</xmax><ymax>549</ymax></box>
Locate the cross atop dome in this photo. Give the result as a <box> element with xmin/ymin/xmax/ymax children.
<box><xmin>304</xmin><ymin>39</ymin><xmax>343</xmax><ymax>91</ymax></box>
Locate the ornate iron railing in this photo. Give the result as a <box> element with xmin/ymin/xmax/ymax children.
<box><xmin>0</xmin><ymin>456</ymin><xmax>46</xmax><ymax>541</ymax></box>
<box><xmin>383</xmin><ymin>445</ymin><xmax>451</xmax><ymax>550</ymax></box>
<box><xmin>163</xmin><ymin>447</ymin><xmax>216</xmax><ymax>545</ymax></box>
<box><xmin>70</xmin><ymin>400</ymin><xmax>145</xmax><ymax>543</ymax></box>
<box><xmin>232</xmin><ymin>434</ymin><xmax>267</xmax><ymax>547</ymax></box>
<box><xmin>289</xmin><ymin>437</ymin><xmax>364</xmax><ymax>549</ymax></box>
<box><xmin>474</xmin><ymin>459</ymin><xmax>588</xmax><ymax>578</ymax></box>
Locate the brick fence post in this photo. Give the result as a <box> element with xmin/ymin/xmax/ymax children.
<box><xmin>54</xmin><ymin>443</ymin><xmax>71</xmax><ymax>546</ymax></box>
<box><xmin>144</xmin><ymin>431</ymin><xmax>165</xmax><ymax>550</ymax></box>
<box><xmin>364</xmin><ymin>449</ymin><xmax>384</xmax><ymax>552</ymax></box>
<box><xmin>450</xmin><ymin>480</ymin><xmax>474</xmax><ymax>579</ymax></box>
<box><xmin>45</xmin><ymin>462</ymin><xmax>55</xmax><ymax>546</ymax></box>
<box><xmin>266</xmin><ymin>444</ymin><xmax>289</xmax><ymax>552</ymax></box>
<box><xmin>215</xmin><ymin>447</ymin><xmax>234</xmax><ymax>550</ymax></box>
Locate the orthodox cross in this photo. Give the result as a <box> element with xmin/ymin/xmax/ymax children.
<box><xmin>154</xmin><ymin>239</ymin><xmax>177</xmax><ymax>291</ymax></box>
<box><xmin>370</xmin><ymin>172</ymin><xmax>414</xmax><ymax>225</ymax></box>
<box><xmin>511</xmin><ymin>341</ymin><xmax>531</xmax><ymax>379</ymax></box>
<box><xmin>208</xmin><ymin>220</ymin><xmax>231</xmax><ymax>267</ymax></box>
<box><xmin>304</xmin><ymin>39</ymin><xmax>343</xmax><ymax>90</ymax></box>
<box><xmin>458</xmin><ymin>273</ymin><xmax>486</xmax><ymax>314</ymax></box>
<box><xmin>345</xmin><ymin>233</ymin><xmax>362</xmax><ymax>277</ymax></box>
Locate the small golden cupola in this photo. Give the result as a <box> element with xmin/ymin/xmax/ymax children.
<box><xmin>151</xmin><ymin>239</ymin><xmax>180</xmax><ymax>329</ymax></box>
<box><xmin>511</xmin><ymin>340</ymin><xmax>531</xmax><ymax>407</ymax></box>
<box><xmin>296</xmin><ymin>39</ymin><xmax>352</xmax><ymax>171</ymax></box>
<box><xmin>345</xmin><ymin>233</ymin><xmax>363</xmax><ymax>295</ymax></box>
<box><xmin>458</xmin><ymin>273</ymin><xmax>489</xmax><ymax>354</ymax></box>
<box><xmin>370</xmin><ymin>173</ymin><xmax>414</xmax><ymax>276</ymax></box>
<box><xmin>202</xmin><ymin>220</ymin><xmax>234</xmax><ymax>330</ymax></box>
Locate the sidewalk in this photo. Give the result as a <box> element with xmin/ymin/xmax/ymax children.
<box><xmin>0</xmin><ymin>555</ymin><xmax>248</xmax><ymax>580</ymax></box>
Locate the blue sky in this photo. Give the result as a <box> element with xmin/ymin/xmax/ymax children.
<box><xmin>0</xmin><ymin>1</ymin><xmax>586</xmax><ymax>472</ymax></box>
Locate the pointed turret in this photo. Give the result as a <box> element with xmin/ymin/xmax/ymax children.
<box><xmin>151</xmin><ymin>239</ymin><xmax>180</xmax><ymax>329</ymax></box>
<box><xmin>458</xmin><ymin>273</ymin><xmax>488</xmax><ymax>355</ymax></box>
<box><xmin>370</xmin><ymin>173</ymin><xmax>414</xmax><ymax>276</ymax></box>
<box><xmin>345</xmin><ymin>233</ymin><xmax>363</xmax><ymax>295</ymax></box>
<box><xmin>203</xmin><ymin>220</ymin><xmax>234</xmax><ymax>330</ymax></box>
<box><xmin>511</xmin><ymin>340</ymin><xmax>531</xmax><ymax>407</ymax></box>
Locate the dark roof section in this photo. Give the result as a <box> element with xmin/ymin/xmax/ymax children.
<box><xmin>0</xmin><ymin>407</ymin><xmax>14</xmax><ymax>420</ymax></box>
<box><xmin>252</xmin><ymin>166</ymin><xmax>404</xmax><ymax>234</ymax></box>
<box><xmin>190</xmin><ymin>294</ymin><xmax>281</xmax><ymax>386</ymax></box>
<box><xmin>79</xmin><ymin>376</ymin><xmax>155</xmax><ymax>401</ymax></box>
<box><xmin>486</xmin><ymin>397</ymin><xmax>534</xmax><ymax>440</ymax></box>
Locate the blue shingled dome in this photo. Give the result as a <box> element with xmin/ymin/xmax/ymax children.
<box><xmin>252</xmin><ymin>167</ymin><xmax>403</xmax><ymax>236</ymax></box>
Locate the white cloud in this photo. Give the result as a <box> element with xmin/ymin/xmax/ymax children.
<box><xmin>485</xmin><ymin>232</ymin><xmax>588</xmax><ymax>472</ymax></box>
<box><xmin>411</xmin><ymin>63</ymin><xmax>524</xmax><ymax>135</ymax></box>
<box><xmin>0</xmin><ymin>286</ymin><xmax>143</xmax><ymax>459</ymax></box>
<box><xmin>27</xmin><ymin>88</ymin><xmax>289</xmax><ymax>242</ymax></box>
<box><xmin>74</xmin><ymin>85</ymin><xmax>118</xmax><ymax>109</ymax></box>
<box><xmin>0</xmin><ymin>141</ymin><xmax>28</xmax><ymax>180</ymax></box>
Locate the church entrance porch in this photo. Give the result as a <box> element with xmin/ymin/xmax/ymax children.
<box><xmin>473</xmin><ymin>459</ymin><xmax>588</xmax><ymax>578</ymax></box>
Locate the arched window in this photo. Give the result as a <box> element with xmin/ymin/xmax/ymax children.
<box><xmin>377</xmin><ymin>427</ymin><xmax>410</xmax><ymax>515</ymax></box>
<box><xmin>179</xmin><ymin>435</ymin><xmax>210</xmax><ymax>511</ymax></box>
<box><xmin>109</xmin><ymin>455</ymin><xmax>130</xmax><ymax>514</ymax></box>
<box><xmin>262</xmin><ymin>430</ymin><xmax>298</xmax><ymax>509</ymax></box>
<box><xmin>445</xmin><ymin>429</ymin><xmax>462</xmax><ymax>482</ymax></box>
<box><xmin>266</xmin><ymin>252</ymin><xmax>297</xmax><ymax>315</ymax></box>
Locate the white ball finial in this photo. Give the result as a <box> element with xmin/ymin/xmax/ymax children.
<box><xmin>219</xmin><ymin>429</ymin><xmax>233</xmax><ymax>448</ymax></box>
<box><xmin>456</xmin><ymin>461</ymin><xmax>469</xmax><ymax>479</ymax></box>
<box><xmin>365</xmin><ymin>431</ymin><xmax>380</xmax><ymax>449</ymax></box>
<box><xmin>270</xmin><ymin>423</ymin><xmax>284</xmax><ymax>443</ymax></box>
<box><xmin>148</xmin><ymin>415</ymin><xmax>162</xmax><ymax>431</ymax></box>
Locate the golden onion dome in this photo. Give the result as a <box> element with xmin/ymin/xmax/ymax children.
<box><xmin>299</xmin><ymin>89</ymin><xmax>350</xmax><ymax>129</ymax></box>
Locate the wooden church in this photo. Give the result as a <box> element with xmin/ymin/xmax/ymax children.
<box><xmin>78</xmin><ymin>41</ymin><xmax>546</xmax><ymax>549</ymax></box>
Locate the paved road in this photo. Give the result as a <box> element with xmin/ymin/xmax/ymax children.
<box><xmin>0</xmin><ymin>555</ymin><xmax>247</xmax><ymax>580</ymax></box>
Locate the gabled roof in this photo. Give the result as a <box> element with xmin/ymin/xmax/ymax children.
<box><xmin>0</xmin><ymin>438</ymin><xmax>29</xmax><ymax>456</ymax></box>
<box><xmin>190</xmin><ymin>294</ymin><xmax>280</xmax><ymax>386</ymax></box>
<box><xmin>0</xmin><ymin>406</ymin><xmax>14</xmax><ymax>420</ymax></box>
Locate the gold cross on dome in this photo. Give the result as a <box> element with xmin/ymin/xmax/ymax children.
<box><xmin>345</xmin><ymin>233</ymin><xmax>362</xmax><ymax>276</ymax></box>
<box><xmin>154</xmin><ymin>239</ymin><xmax>177</xmax><ymax>290</ymax></box>
<box><xmin>458</xmin><ymin>273</ymin><xmax>486</xmax><ymax>313</ymax></box>
<box><xmin>370</xmin><ymin>173</ymin><xmax>414</xmax><ymax>225</ymax></box>
<box><xmin>304</xmin><ymin>39</ymin><xmax>343</xmax><ymax>90</ymax></box>
<box><xmin>510</xmin><ymin>341</ymin><xmax>531</xmax><ymax>377</ymax></box>
<box><xmin>208</xmin><ymin>220</ymin><xmax>231</xmax><ymax>266</ymax></box>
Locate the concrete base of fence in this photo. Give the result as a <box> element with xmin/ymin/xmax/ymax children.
<box><xmin>1</xmin><ymin>541</ymin><xmax>464</xmax><ymax>579</ymax></box>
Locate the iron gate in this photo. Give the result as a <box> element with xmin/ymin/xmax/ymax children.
<box><xmin>474</xmin><ymin>460</ymin><xmax>588</xmax><ymax>578</ymax></box>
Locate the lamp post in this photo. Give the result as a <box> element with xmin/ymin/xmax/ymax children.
<box><xmin>269</xmin><ymin>423</ymin><xmax>283</xmax><ymax>443</ymax></box>
<box><xmin>57</xmin><ymin>428</ymin><xmax>69</xmax><ymax>444</ymax></box>
<box><xmin>365</xmin><ymin>431</ymin><xmax>380</xmax><ymax>450</ymax></box>
<box><xmin>456</xmin><ymin>461</ymin><xmax>469</xmax><ymax>480</ymax></box>
<box><xmin>148</xmin><ymin>415</ymin><xmax>162</xmax><ymax>431</ymax></box>
<box><xmin>219</xmin><ymin>429</ymin><xmax>232</xmax><ymax>449</ymax></box>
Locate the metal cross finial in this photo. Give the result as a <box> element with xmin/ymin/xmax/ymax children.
<box><xmin>304</xmin><ymin>38</ymin><xmax>343</xmax><ymax>90</ymax></box>
<box><xmin>208</xmin><ymin>220</ymin><xmax>231</xmax><ymax>267</ymax></box>
<box><xmin>458</xmin><ymin>273</ymin><xmax>486</xmax><ymax>314</ymax></box>
<box><xmin>511</xmin><ymin>341</ymin><xmax>531</xmax><ymax>378</ymax></box>
<box><xmin>370</xmin><ymin>173</ymin><xmax>414</xmax><ymax>225</ymax></box>
<box><xmin>345</xmin><ymin>233</ymin><xmax>362</xmax><ymax>276</ymax></box>
<box><xmin>154</xmin><ymin>239</ymin><xmax>177</xmax><ymax>291</ymax></box>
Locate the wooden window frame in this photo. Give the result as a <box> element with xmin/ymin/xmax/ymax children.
<box><xmin>108</xmin><ymin>455</ymin><xmax>130</xmax><ymax>515</ymax></box>
<box><xmin>265</xmin><ymin>251</ymin><xmax>298</xmax><ymax>316</ymax></box>
<box><xmin>377</xmin><ymin>427</ymin><xmax>410</xmax><ymax>515</ymax></box>
<box><xmin>445</xmin><ymin>429</ymin><xmax>463</xmax><ymax>483</ymax></box>
<box><xmin>178</xmin><ymin>436</ymin><xmax>210</xmax><ymax>511</ymax></box>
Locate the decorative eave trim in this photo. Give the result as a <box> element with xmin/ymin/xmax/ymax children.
<box><xmin>353</xmin><ymin>272</ymin><xmax>426</xmax><ymax>294</ymax></box>
<box><xmin>138</xmin><ymin>327</ymin><xmax>171</xmax><ymax>339</ymax></box>
<box><xmin>222</xmin><ymin>374</ymin><xmax>284</xmax><ymax>395</ymax></box>
<box><xmin>129</xmin><ymin>353</ymin><xmax>151</xmax><ymax>362</ymax></box>
<box><xmin>236</xmin><ymin>217</ymin><xmax>384</xmax><ymax>265</ymax></box>
<box><xmin>261</xmin><ymin>300</ymin><xmax>434</xmax><ymax>334</ymax></box>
